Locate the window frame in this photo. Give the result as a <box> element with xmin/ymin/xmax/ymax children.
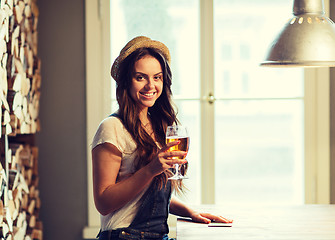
<box><xmin>83</xmin><ymin>0</ymin><xmax>111</xmax><ymax>237</ymax></box>
<box><xmin>83</xmin><ymin>0</ymin><xmax>331</xmax><ymax>238</ymax></box>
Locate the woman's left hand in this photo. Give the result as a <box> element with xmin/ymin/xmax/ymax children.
<box><xmin>190</xmin><ymin>212</ymin><xmax>233</xmax><ymax>224</ymax></box>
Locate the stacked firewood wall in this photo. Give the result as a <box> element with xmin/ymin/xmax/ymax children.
<box><xmin>0</xmin><ymin>0</ymin><xmax>42</xmax><ymax>239</ymax></box>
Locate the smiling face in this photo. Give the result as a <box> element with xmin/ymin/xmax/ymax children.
<box><xmin>130</xmin><ymin>55</ymin><xmax>163</xmax><ymax>111</ymax></box>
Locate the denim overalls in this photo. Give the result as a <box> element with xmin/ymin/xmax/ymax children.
<box><xmin>98</xmin><ymin>179</ymin><xmax>173</xmax><ymax>240</ymax></box>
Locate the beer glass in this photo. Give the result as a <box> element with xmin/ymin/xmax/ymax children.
<box><xmin>166</xmin><ymin>125</ymin><xmax>189</xmax><ymax>180</ymax></box>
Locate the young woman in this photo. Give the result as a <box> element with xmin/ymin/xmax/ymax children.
<box><xmin>92</xmin><ymin>36</ymin><xmax>232</xmax><ymax>240</ymax></box>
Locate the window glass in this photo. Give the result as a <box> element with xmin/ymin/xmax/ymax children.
<box><xmin>110</xmin><ymin>0</ymin><xmax>200</xmax><ymax>99</ymax></box>
<box><xmin>173</xmin><ymin>100</ymin><xmax>201</xmax><ymax>202</ymax></box>
<box><xmin>215</xmin><ymin>100</ymin><xmax>304</xmax><ymax>204</ymax></box>
<box><xmin>110</xmin><ymin>0</ymin><xmax>201</xmax><ymax>203</ymax></box>
<box><xmin>214</xmin><ymin>0</ymin><xmax>304</xmax><ymax>204</ymax></box>
<box><xmin>214</xmin><ymin>0</ymin><xmax>304</xmax><ymax>99</ymax></box>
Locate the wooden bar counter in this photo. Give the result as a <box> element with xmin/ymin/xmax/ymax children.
<box><xmin>176</xmin><ymin>204</ymin><xmax>335</xmax><ymax>240</ymax></box>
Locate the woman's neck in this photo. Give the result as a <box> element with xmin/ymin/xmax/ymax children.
<box><xmin>139</xmin><ymin>108</ymin><xmax>156</xmax><ymax>138</ymax></box>
<box><xmin>139</xmin><ymin>108</ymin><xmax>150</xmax><ymax>126</ymax></box>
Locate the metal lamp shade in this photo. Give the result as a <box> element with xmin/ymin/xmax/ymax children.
<box><xmin>261</xmin><ymin>0</ymin><xmax>335</xmax><ymax>67</ymax></box>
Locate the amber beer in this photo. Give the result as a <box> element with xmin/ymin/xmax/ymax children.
<box><xmin>166</xmin><ymin>137</ymin><xmax>190</xmax><ymax>159</ymax></box>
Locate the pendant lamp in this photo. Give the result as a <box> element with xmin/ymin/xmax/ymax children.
<box><xmin>260</xmin><ymin>0</ymin><xmax>335</xmax><ymax>67</ymax></box>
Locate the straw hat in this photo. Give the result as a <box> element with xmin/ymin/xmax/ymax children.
<box><xmin>111</xmin><ymin>36</ymin><xmax>171</xmax><ymax>80</ymax></box>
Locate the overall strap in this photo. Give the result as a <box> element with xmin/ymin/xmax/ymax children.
<box><xmin>109</xmin><ymin>112</ymin><xmax>120</xmax><ymax>118</ymax></box>
<box><xmin>96</xmin><ymin>229</ymin><xmax>111</xmax><ymax>239</ymax></box>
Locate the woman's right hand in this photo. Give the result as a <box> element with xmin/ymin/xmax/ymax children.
<box><xmin>147</xmin><ymin>140</ymin><xmax>187</xmax><ymax>176</ymax></box>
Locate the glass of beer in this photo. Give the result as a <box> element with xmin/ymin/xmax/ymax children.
<box><xmin>166</xmin><ymin>125</ymin><xmax>190</xmax><ymax>180</ymax></box>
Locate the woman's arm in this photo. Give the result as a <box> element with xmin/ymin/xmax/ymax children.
<box><xmin>92</xmin><ymin>142</ymin><xmax>154</xmax><ymax>215</ymax></box>
<box><xmin>92</xmin><ymin>141</ymin><xmax>187</xmax><ymax>216</ymax></box>
<box><xmin>169</xmin><ymin>197</ymin><xmax>233</xmax><ymax>223</ymax></box>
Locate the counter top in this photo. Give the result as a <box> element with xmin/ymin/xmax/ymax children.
<box><xmin>176</xmin><ymin>204</ymin><xmax>335</xmax><ymax>240</ymax></box>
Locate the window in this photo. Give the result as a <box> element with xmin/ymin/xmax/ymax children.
<box><xmin>213</xmin><ymin>0</ymin><xmax>304</xmax><ymax>204</ymax></box>
<box><xmin>110</xmin><ymin>0</ymin><xmax>304</xmax><ymax>204</ymax></box>
<box><xmin>84</xmin><ymin>0</ymin><xmax>331</xmax><ymax>237</ymax></box>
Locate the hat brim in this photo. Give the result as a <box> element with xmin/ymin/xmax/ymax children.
<box><xmin>111</xmin><ymin>36</ymin><xmax>171</xmax><ymax>80</ymax></box>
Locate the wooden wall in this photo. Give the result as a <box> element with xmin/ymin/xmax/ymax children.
<box><xmin>0</xmin><ymin>0</ymin><xmax>42</xmax><ymax>239</ymax></box>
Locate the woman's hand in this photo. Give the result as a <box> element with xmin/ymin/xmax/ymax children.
<box><xmin>146</xmin><ymin>140</ymin><xmax>187</xmax><ymax>176</ymax></box>
<box><xmin>190</xmin><ymin>211</ymin><xmax>233</xmax><ymax>224</ymax></box>
<box><xmin>169</xmin><ymin>197</ymin><xmax>233</xmax><ymax>224</ymax></box>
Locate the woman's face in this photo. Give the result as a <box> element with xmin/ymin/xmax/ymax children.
<box><xmin>130</xmin><ymin>55</ymin><xmax>163</xmax><ymax>110</ymax></box>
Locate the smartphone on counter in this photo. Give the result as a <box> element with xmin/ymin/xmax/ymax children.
<box><xmin>208</xmin><ymin>222</ymin><xmax>233</xmax><ymax>227</ymax></box>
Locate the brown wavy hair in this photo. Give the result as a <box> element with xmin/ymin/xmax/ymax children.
<box><xmin>113</xmin><ymin>47</ymin><xmax>184</xmax><ymax>193</ymax></box>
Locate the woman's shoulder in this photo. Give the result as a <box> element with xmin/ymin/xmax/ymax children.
<box><xmin>99</xmin><ymin>115</ymin><xmax>123</xmax><ymax>129</ymax></box>
<box><xmin>99</xmin><ymin>114</ymin><xmax>125</xmax><ymax>131</ymax></box>
<box><xmin>92</xmin><ymin>114</ymin><xmax>133</xmax><ymax>151</ymax></box>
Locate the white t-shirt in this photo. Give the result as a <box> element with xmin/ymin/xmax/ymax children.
<box><xmin>91</xmin><ymin>116</ymin><xmax>149</xmax><ymax>231</ymax></box>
